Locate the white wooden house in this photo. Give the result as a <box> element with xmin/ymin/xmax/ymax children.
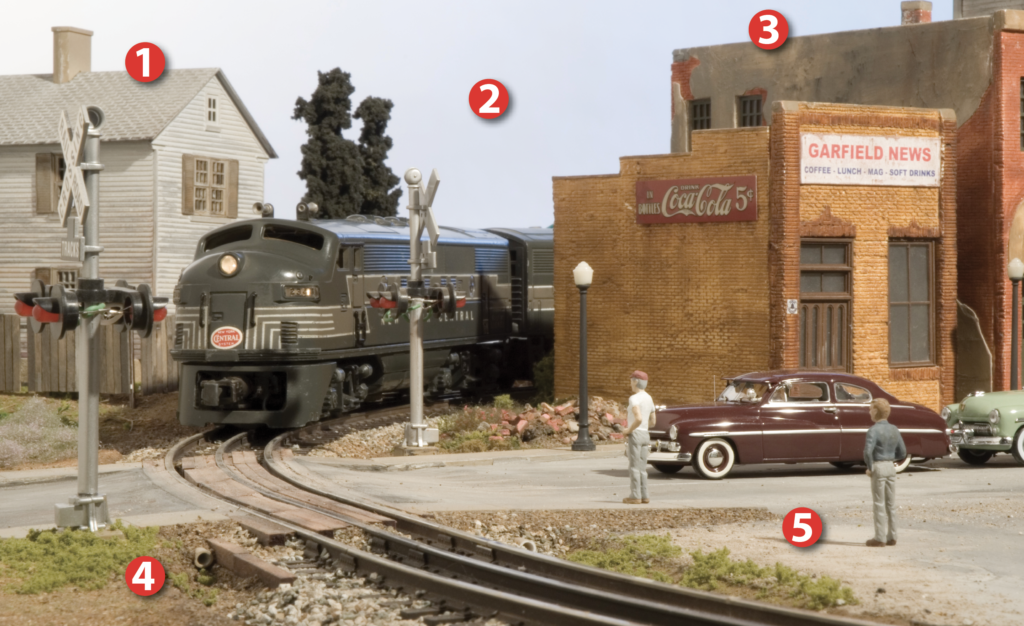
<box><xmin>0</xmin><ymin>26</ymin><xmax>277</xmax><ymax>314</ymax></box>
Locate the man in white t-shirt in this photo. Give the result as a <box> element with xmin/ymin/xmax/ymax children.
<box><xmin>623</xmin><ymin>370</ymin><xmax>655</xmax><ymax>504</ymax></box>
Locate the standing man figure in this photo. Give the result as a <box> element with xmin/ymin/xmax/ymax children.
<box><xmin>623</xmin><ymin>370</ymin><xmax>654</xmax><ymax>504</ymax></box>
<box><xmin>863</xmin><ymin>398</ymin><xmax>906</xmax><ymax>547</ymax></box>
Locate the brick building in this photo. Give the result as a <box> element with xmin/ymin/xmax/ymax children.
<box><xmin>553</xmin><ymin>102</ymin><xmax>956</xmax><ymax>411</ymax></box>
<box><xmin>669</xmin><ymin>2</ymin><xmax>1024</xmax><ymax>393</ymax></box>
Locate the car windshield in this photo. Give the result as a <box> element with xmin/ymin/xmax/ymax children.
<box><xmin>717</xmin><ymin>381</ymin><xmax>768</xmax><ymax>403</ymax></box>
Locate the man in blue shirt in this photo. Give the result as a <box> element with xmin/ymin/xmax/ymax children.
<box><xmin>863</xmin><ymin>398</ymin><xmax>906</xmax><ymax>547</ymax></box>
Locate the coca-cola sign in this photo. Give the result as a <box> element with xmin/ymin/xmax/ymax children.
<box><xmin>635</xmin><ymin>176</ymin><xmax>758</xmax><ymax>224</ymax></box>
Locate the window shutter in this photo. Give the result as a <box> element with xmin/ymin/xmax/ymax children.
<box><xmin>226</xmin><ymin>159</ymin><xmax>239</xmax><ymax>218</ymax></box>
<box><xmin>182</xmin><ymin>154</ymin><xmax>195</xmax><ymax>215</ymax></box>
<box><xmin>35</xmin><ymin>154</ymin><xmax>53</xmax><ymax>214</ymax></box>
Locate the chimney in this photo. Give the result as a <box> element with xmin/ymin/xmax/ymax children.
<box><xmin>901</xmin><ymin>1</ymin><xmax>932</xmax><ymax>25</ymax></box>
<box><xmin>52</xmin><ymin>26</ymin><xmax>93</xmax><ymax>84</ymax></box>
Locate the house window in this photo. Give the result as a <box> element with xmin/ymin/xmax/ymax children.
<box><xmin>207</xmin><ymin>97</ymin><xmax>217</xmax><ymax>123</ymax></box>
<box><xmin>34</xmin><ymin>154</ymin><xmax>66</xmax><ymax>214</ymax></box>
<box><xmin>738</xmin><ymin>95</ymin><xmax>763</xmax><ymax>127</ymax></box>
<box><xmin>799</xmin><ymin>240</ymin><xmax>852</xmax><ymax>372</ymax></box>
<box><xmin>183</xmin><ymin>154</ymin><xmax>238</xmax><ymax>217</ymax></box>
<box><xmin>889</xmin><ymin>242</ymin><xmax>934</xmax><ymax>366</ymax></box>
<box><xmin>691</xmin><ymin>99</ymin><xmax>711</xmax><ymax>130</ymax></box>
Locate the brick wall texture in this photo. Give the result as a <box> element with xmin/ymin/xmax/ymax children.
<box><xmin>553</xmin><ymin>102</ymin><xmax>956</xmax><ymax>411</ymax></box>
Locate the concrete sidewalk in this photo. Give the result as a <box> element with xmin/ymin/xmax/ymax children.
<box><xmin>306</xmin><ymin>443</ymin><xmax>625</xmax><ymax>472</ymax></box>
<box><xmin>0</xmin><ymin>461</ymin><xmax>143</xmax><ymax>487</ymax></box>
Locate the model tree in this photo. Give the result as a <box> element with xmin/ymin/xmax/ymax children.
<box><xmin>292</xmin><ymin>69</ymin><xmax>401</xmax><ymax>218</ymax></box>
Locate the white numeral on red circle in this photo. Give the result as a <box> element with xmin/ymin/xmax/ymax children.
<box><xmin>478</xmin><ymin>84</ymin><xmax>501</xmax><ymax>114</ymax></box>
<box><xmin>136</xmin><ymin>47</ymin><xmax>150</xmax><ymax>78</ymax></box>
<box><xmin>758</xmin><ymin>15</ymin><xmax>779</xmax><ymax>45</ymax></box>
<box><xmin>791</xmin><ymin>512</ymin><xmax>812</xmax><ymax>542</ymax></box>
<box><xmin>132</xmin><ymin>560</ymin><xmax>155</xmax><ymax>590</ymax></box>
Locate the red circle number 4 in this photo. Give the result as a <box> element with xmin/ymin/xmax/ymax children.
<box><xmin>749</xmin><ymin>10</ymin><xmax>789</xmax><ymax>50</ymax></box>
<box><xmin>125</xmin><ymin>42</ymin><xmax>166</xmax><ymax>83</ymax></box>
<box><xmin>782</xmin><ymin>507</ymin><xmax>823</xmax><ymax>547</ymax></box>
<box><xmin>125</xmin><ymin>556</ymin><xmax>166</xmax><ymax>596</ymax></box>
<box><xmin>469</xmin><ymin>79</ymin><xmax>509</xmax><ymax>120</ymax></box>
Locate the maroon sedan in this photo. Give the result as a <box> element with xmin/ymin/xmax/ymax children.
<box><xmin>648</xmin><ymin>371</ymin><xmax>950</xmax><ymax>479</ymax></box>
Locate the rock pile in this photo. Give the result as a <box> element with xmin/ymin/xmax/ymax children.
<box><xmin>482</xmin><ymin>397</ymin><xmax>630</xmax><ymax>446</ymax></box>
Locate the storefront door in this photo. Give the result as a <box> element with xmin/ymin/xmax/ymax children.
<box><xmin>799</xmin><ymin>240</ymin><xmax>852</xmax><ymax>372</ymax></box>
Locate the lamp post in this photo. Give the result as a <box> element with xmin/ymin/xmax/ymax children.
<box><xmin>572</xmin><ymin>262</ymin><xmax>596</xmax><ymax>451</ymax></box>
<box><xmin>1010</xmin><ymin>258</ymin><xmax>1024</xmax><ymax>390</ymax></box>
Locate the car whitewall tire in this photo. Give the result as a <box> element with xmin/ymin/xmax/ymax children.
<box><xmin>1012</xmin><ymin>428</ymin><xmax>1024</xmax><ymax>466</ymax></box>
<box><xmin>693</xmin><ymin>437</ymin><xmax>735</xmax><ymax>480</ymax></box>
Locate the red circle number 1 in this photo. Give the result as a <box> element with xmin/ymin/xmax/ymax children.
<box><xmin>125</xmin><ymin>556</ymin><xmax>166</xmax><ymax>596</ymax></box>
<box><xmin>125</xmin><ymin>42</ymin><xmax>166</xmax><ymax>83</ymax></box>
<box><xmin>749</xmin><ymin>10</ymin><xmax>789</xmax><ymax>50</ymax></box>
<box><xmin>782</xmin><ymin>507</ymin><xmax>823</xmax><ymax>547</ymax></box>
<box><xmin>469</xmin><ymin>79</ymin><xmax>509</xmax><ymax>120</ymax></box>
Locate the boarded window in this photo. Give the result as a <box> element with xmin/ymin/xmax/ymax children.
<box><xmin>182</xmin><ymin>155</ymin><xmax>238</xmax><ymax>217</ymax></box>
<box><xmin>889</xmin><ymin>242</ymin><xmax>934</xmax><ymax>366</ymax></box>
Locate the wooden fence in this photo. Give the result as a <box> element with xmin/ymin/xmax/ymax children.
<box><xmin>0</xmin><ymin>313</ymin><xmax>178</xmax><ymax>395</ymax></box>
<box><xmin>0</xmin><ymin>316</ymin><xmax>22</xmax><ymax>393</ymax></box>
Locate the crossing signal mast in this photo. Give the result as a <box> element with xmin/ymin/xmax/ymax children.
<box><xmin>13</xmin><ymin>106</ymin><xmax>166</xmax><ymax>531</ymax></box>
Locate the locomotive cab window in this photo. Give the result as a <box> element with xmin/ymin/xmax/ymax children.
<box><xmin>262</xmin><ymin>225</ymin><xmax>325</xmax><ymax>250</ymax></box>
<box><xmin>204</xmin><ymin>225</ymin><xmax>253</xmax><ymax>251</ymax></box>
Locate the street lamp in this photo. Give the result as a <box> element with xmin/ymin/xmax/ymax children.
<box><xmin>572</xmin><ymin>262</ymin><xmax>596</xmax><ymax>451</ymax></box>
<box><xmin>1010</xmin><ymin>258</ymin><xmax>1024</xmax><ymax>390</ymax></box>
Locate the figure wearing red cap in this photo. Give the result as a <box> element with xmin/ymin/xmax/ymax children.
<box><xmin>623</xmin><ymin>370</ymin><xmax>655</xmax><ymax>504</ymax></box>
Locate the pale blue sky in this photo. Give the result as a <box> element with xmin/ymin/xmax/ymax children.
<box><xmin>4</xmin><ymin>1</ymin><xmax>955</xmax><ymax>226</ymax></box>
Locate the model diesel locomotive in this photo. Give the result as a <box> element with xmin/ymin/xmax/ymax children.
<box><xmin>170</xmin><ymin>210</ymin><xmax>553</xmax><ymax>428</ymax></box>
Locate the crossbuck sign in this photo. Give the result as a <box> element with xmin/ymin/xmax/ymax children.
<box><xmin>57</xmin><ymin>106</ymin><xmax>90</xmax><ymax>227</ymax></box>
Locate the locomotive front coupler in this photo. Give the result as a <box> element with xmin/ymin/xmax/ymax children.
<box><xmin>200</xmin><ymin>376</ymin><xmax>251</xmax><ymax>407</ymax></box>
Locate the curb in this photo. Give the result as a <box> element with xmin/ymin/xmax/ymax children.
<box><xmin>308</xmin><ymin>446</ymin><xmax>626</xmax><ymax>473</ymax></box>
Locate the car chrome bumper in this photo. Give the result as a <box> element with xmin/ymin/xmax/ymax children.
<box><xmin>648</xmin><ymin>451</ymin><xmax>692</xmax><ymax>464</ymax></box>
<box><xmin>948</xmin><ymin>428</ymin><xmax>1010</xmax><ymax>448</ymax></box>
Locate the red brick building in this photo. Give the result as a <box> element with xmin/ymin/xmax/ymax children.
<box><xmin>669</xmin><ymin>3</ymin><xmax>1024</xmax><ymax>394</ymax></box>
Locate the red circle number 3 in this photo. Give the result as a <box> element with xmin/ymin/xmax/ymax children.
<box><xmin>782</xmin><ymin>507</ymin><xmax>823</xmax><ymax>547</ymax></box>
<box><xmin>125</xmin><ymin>556</ymin><xmax>166</xmax><ymax>596</ymax></box>
<box><xmin>125</xmin><ymin>43</ymin><xmax>166</xmax><ymax>83</ymax></box>
<box><xmin>469</xmin><ymin>79</ymin><xmax>509</xmax><ymax>120</ymax></box>
<box><xmin>749</xmin><ymin>10</ymin><xmax>789</xmax><ymax>50</ymax></box>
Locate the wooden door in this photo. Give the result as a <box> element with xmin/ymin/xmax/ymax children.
<box><xmin>799</xmin><ymin>301</ymin><xmax>849</xmax><ymax>372</ymax></box>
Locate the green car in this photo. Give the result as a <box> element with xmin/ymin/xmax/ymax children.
<box><xmin>942</xmin><ymin>391</ymin><xmax>1024</xmax><ymax>465</ymax></box>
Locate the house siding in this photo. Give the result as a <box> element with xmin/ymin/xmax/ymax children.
<box><xmin>152</xmin><ymin>75</ymin><xmax>269</xmax><ymax>304</ymax></box>
<box><xmin>0</xmin><ymin>141</ymin><xmax>154</xmax><ymax>314</ymax></box>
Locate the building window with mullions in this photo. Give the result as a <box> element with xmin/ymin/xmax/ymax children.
<box><xmin>889</xmin><ymin>241</ymin><xmax>934</xmax><ymax>366</ymax></box>
<box><xmin>691</xmin><ymin>99</ymin><xmax>711</xmax><ymax>131</ymax></box>
<box><xmin>738</xmin><ymin>95</ymin><xmax>763</xmax><ymax>127</ymax></box>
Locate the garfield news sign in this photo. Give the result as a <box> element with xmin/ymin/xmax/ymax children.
<box><xmin>635</xmin><ymin>176</ymin><xmax>757</xmax><ymax>224</ymax></box>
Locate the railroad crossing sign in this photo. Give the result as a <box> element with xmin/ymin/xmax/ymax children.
<box><xmin>56</xmin><ymin>106</ymin><xmax>90</xmax><ymax>227</ymax></box>
<box><xmin>61</xmin><ymin>216</ymin><xmax>84</xmax><ymax>262</ymax></box>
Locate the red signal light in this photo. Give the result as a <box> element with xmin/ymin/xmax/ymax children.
<box><xmin>32</xmin><ymin>306</ymin><xmax>60</xmax><ymax>323</ymax></box>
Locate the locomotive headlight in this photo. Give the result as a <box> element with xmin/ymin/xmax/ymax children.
<box><xmin>284</xmin><ymin>285</ymin><xmax>320</xmax><ymax>300</ymax></box>
<box><xmin>988</xmin><ymin>409</ymin><xmax>1001</xmax><ymax>425</ymax></box>
<box><xmin>219</xmin><ymin>253</ymin><xmax>242</xmax><ymax>277</ymax></box>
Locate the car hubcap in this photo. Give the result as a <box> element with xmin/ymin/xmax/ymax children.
<box><xmin>706</xmin><ymin>447</ymin><xmax>726</xmax><ymax>470</ymax></box>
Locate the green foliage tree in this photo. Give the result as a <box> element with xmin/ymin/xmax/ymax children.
<box><xmin>355</xmin><ymin>97</ymin><xmax>402</xmax><ymax>216</ymax></box>
<box><xmin>293</xmin><ymin>69</ymin><xmax>402</xmax><ymax>218</ymax></box>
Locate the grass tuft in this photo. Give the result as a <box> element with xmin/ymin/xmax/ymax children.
<box><xmin>0</xmin><ymin>398</ymin><xmax>79</xmax><ymax>469</ymax></box>
<box><xmin>569</xmin><ymin>537</ymin><xmax>857</xmax><ymax>611</ymax></box>
<box><xmin>0</xmin><ymin>521</ymin><xmax>159</xmax><ymax>594</ymax></box>
<box><xmin>170</xmin><ymin>569</ymin><xmax>219</xmax><ymax>606</ymax></box>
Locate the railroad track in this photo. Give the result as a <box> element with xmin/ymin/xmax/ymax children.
<box><xmin>159</xmin><ymin>407</ymin><xmax>882</xmax><ymax>626</ymax></box>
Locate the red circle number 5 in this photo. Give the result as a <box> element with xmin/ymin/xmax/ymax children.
<box><xmin>782</xmin><ymin>507</ymin><xmax>823</xmax><ymax>547</ymax></box>
<box><xmin>125</xmin><ymin>556</ymin><xmax>166</xmax><ymax>596</ymax></box>
<box><xmin>749</xmin><ymin>10</ymin><xmax>789</xmax><ymax>50</ymax></box>
<box><xmin>469</xmin><ymin>79</ymin><xmax>509</xmax><ymax>120</ymax></box>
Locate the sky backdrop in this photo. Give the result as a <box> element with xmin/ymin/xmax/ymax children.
<box><xmin>4</xmin><ymin>0</ymin><xmax>957</xmax><ymax>225</ymax></box>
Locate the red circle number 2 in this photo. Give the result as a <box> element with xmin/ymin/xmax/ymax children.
<box><xmin>782</xmin><ymin>507</ymin><xmax>823</xmax><ymax>547</ymax></box>
<box><xmin>125</xmin><ymin>556</ymin><xmax>166</xmax><ymax>596</ymax></box>
<box><xmin>749</xmin><ymin>10</ymin><xmax>789</xmax><ymax>50</ymax></box>
<box><xmin>125</xmin><ymin>42</ymin><xmax>166</xmax><ymax>83</ymax></box>
<box><xmin>469</xmin><ymin>79</ymin><xmax>509</xmax><ymax>120</ymax></box>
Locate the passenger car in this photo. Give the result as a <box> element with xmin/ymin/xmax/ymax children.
<box><xmin>942</xmin><ymin>391</ymin><xmax>1024</xmax><ymax>465</ymax></box>
<box><xmin>647</xmin><ymin>371</ymin><xmax>950</xmax><ymax>479</ymax></box>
